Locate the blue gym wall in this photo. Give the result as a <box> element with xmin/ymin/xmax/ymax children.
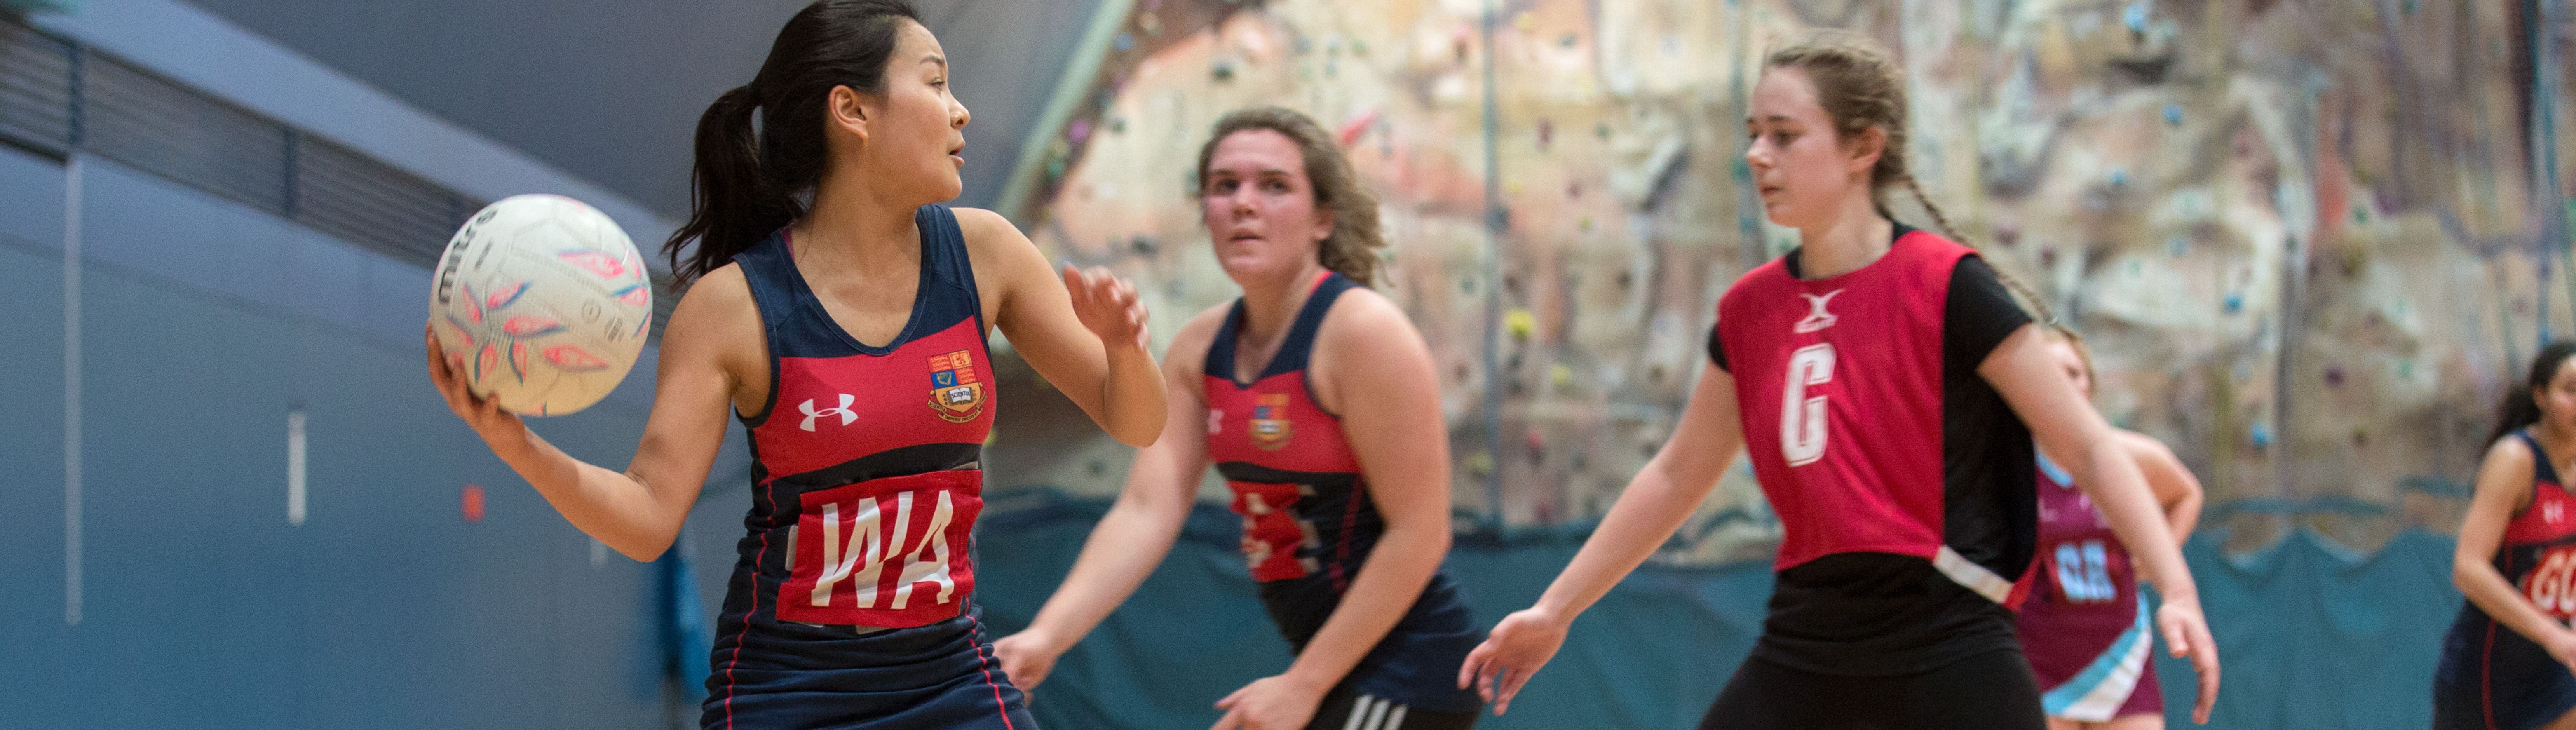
<box><xmin>0</xmin><ymin>2</ymin><xmax>723</xmax><ymax>724</ymax></box>
<box><xmin>0</xmin><ymin>143</ymin><xmax>694</xmax><ymax>727</ymax></box>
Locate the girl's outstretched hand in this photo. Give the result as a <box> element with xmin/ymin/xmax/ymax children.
<box><xmin>1063</xmin><ymin>265</ymin><xmax>1147</xmax><ymax>352</ymax></box>
<box><xmin>1457</xmin><ymin>606</ymin><xmax>1570</xmax><ymax>715</ymax></box>
<box><xmin>2156</xmin><ymin>595</ymin><xmax>2222</xmax><ymax>723</ymax></box>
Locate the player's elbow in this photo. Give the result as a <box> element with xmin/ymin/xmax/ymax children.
<box><xmin>1107</xmin><ymin>410</ymin><xmax>1168</xmax><ymax>448</ymax></box>
<box><xmin>613</xmin><ymin>540</ymin><xmax>672</xmax><ymax>563</ymax></box>
<box><xmin>1111</xmin><ymin>425</ymin><xmax>1161</xmax><ymax>448</ymax></box>
<box><xmin>610</xmin><ymin>523</ymin><xmax>683</xmax><ymax>563</ymax></box>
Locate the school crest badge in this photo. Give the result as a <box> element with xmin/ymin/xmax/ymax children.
<box><xmin>1250</xmin><ymin>393</ymin><xmax>1293</xmax><ymax>451</ymax></box>
<box><xmin>927</xmin><ymin>350</ymin><xmax>985</xmax><ymax>423</ymax></box>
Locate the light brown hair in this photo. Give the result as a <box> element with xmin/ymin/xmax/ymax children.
<box><xmin>1192</xmin><ymin>107</ymin><xmax>1386</xmax><ymax>287</ymax></box>
<box><xmin>1765</xmin><ymin>32</ymin><xmax>2053</xmax><ymax>322</ymax></box>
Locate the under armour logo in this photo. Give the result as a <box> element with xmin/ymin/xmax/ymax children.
<box><xmin>1794</xmin><ymin>290</ymin><xmax>1844</xmax><ymax>333</ymax></box>
<box><xmin>2548</xmin><ymin>500</ymin><xmax>2567</xmax><ymax>524</ymax></box>
<box><xmin>799</xmin><ymin>394</ymin><xmax>858</xmax><ymax>432</ymax></box>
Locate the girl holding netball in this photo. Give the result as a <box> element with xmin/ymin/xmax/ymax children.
<box><xmin>1455</xmin><ymin>34</ymin><xmax>2219</xmax><ymax>729</ymax></box>
<box><xmin>992</xmin><ymin>107</ymin><xmax>1484</xmax><ymax>730</ymax></box>
<box><xmin>427</xmin><ymin>2</ymin><xmax>1166</xmax><ymax>727</ymax></box>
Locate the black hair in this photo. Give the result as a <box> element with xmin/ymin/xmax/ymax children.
<box><xmin>2491</xmin><ymin>340</ymin><xmax>2576</xmax><ymax>447</ymax></box>
<box><xmin>664</xmin><ymin>0</ymin><xmax>921</xmax><ymax>284</ymax></box>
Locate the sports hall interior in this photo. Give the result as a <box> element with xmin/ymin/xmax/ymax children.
<box><xmin>0</xmin><ymin>0</ymin><xmax>2567</xmax><ymax>727</ymax></box>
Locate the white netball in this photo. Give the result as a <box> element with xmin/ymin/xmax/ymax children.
<box><xmin>429</xmin><ymin>194</ymin><xmax>652</xmax><ymax>416</ymax></box>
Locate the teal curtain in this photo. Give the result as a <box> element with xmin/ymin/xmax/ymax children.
<box><xmin>968</xmin><ymin>492</ymin><xmax>2462</xmax><ymax>729</ymax></box>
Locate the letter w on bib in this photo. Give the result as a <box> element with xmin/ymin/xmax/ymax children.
<box><xmin>778</xmin><ymin>469</ymin><xmax>983</xmax><ymax>627</ymax></box>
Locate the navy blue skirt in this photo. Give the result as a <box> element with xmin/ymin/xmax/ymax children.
<box><xmin>2433</xmin><ymin>608</ymin><xmax>2576</xmax><ymax>730</ymax></box>
<box><xmin>703</xmin><ymin>611</ymin><xmax>1034</xmax><ymax>730</ymax></box>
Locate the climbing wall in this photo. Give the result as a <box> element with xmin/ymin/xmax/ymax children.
<box><xmin>995</xmin><ymin>0</ymin><xmax>2576</xmax><ymax>561</ymax></box>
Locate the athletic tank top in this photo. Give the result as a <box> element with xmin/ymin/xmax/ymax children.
<box><xmin>1202</xmin><ymin>270</ymin><xmax>1483</xmax><ymax>713</ymax></box>
<box><xmin>723</xmin><ymin>205</ymin><xmax>993</xmax><ymax>632</ymax></box>
<box><xmin>1710</xmin><ymin>226</ymin><xmax>2039</xmax><ymax>675</ymax></box>
<box><xmin>2436</xmin><ymin>430</ymin><xmax>2576</xmax><ymax>729</ymax></box>
<box><xmin>2017</xmin><ymin>451</ymin><xmax>2161</xmax><ymax>720</ymax></box>
<box><xmin>2448</xmin><ymin>430</ymin><xmax>2576</xmax><ymax>634</ymax></box>
<box><xmin>2489</xmin><ymin>431</ymin><xmax>2576</xmax><ymax>618</ymax></box>
<box><xmin>2020</xmin><ymin>452</ymin><xmax>2139</xmax><ymax>627</ymax></box>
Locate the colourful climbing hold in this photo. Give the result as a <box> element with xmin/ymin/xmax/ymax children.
<box><xmin>1505</xmin><ymin>308</ymin><xmax>1537</xmax><ymax>340</ymax></box>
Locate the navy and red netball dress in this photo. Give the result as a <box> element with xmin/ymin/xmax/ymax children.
<box><xmin>1203</xmin><ymin>271</ymin><xmax>1484</xmax><ymax>725</ymax></box>
<box><xmin>2435</xmin><ymin>430</ymin><xmax>2576</xmax><ymax>730</ymax></box>
<box><xmin>2017</xmin><ymin>452</ymin><xmax>2162</xmax><ymax>721</ymax></box>
<box><xmin>703</xmin><ymin>205</ymin><xmax>1034</xmax><ymax>730</ymax></box>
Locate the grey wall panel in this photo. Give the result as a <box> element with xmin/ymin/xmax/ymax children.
<box><xmin>0</xmin><ymin>236</ymin><xmax>71</xmax><ymax>729</ymax></box>
<box><xmin>180</xmin><ymin>0</ymin><xmax>1104</xmax><ymax>215</ymax></box>
<box><xmin>178</xmin><ymin>0</ymin><xmax>807</xmax><ymax>216</ymax></box>
<box><xmin>0</xmin><ymin>117</ymin><xmax>673</xmax><ymax>730</ymax></box>
<box><xmin>0</xmin><ymin>137</ymin><xmax>63</xmax><ymax>242</ymax></box>
<box><xmin>68</xmin><ymin>158</ymin><xmax>652</xmax><ymax>413</ymax></box>
<box><xmin>29</xmin><ymin>0</ymin><xmax>674</xmax><ymax>249</ymax></box>
<box><xmin>49</xmin><ymin>265</ymin><xmax>655</xmax><ymax>728</ymax></box>
<box><xmin>0</xmin><ymin>143</ymin><xmax>69</xmax><ymax>725</ymax></box>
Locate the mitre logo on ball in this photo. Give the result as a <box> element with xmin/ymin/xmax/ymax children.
<box><xmin>429</xmin><ymin>194</ymin><xmax>652</xmax><ymax>416</ymax></box>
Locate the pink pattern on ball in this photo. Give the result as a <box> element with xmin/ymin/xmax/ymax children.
<box><xmin>483</xmin><ymin>281</ymin><xmax>529</xmax><ymax>310</ymax></box>
<box><xmin>502</xmin><ymin>315</ymin><xmax>565</xmax><ymax>337</ymax></box>
<box><xmin>508</xmin><ymin>340</ymin><xmax>533</xmax><ymax>383</ymax></box>
<box><xmin>558</xmin><ymin>251</ymin><xmax>628</xmax><ymax>279</ymax></box>
<box><xmin>542</xmin><ymin>345</ymin><xmax>612</xmax><ymax>371</ymax></box>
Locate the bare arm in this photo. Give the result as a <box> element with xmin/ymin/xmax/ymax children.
<box><xmin>1457</xmin><ymin>363</ymin><xmax>1744</xmax><ymax>712</ymax></box>
<box><xmin>2120</xmin><ymin>431</ymin><xmax>2205</xmax><ymax>545</ymax></box>
<box><xmin>957</xmin><ymin>207</ymin><xmax>1166</xmax><ymax>446</ymax></box>
<box><xmin>2454</xmin><ymin>439</ymin><xmax>2576</xmax><ymax>669</ymax></box>
<box><xmin>1262</xmin><ymin>293</ymin><xmax>1456</xmax><ymax>697</ymax></box>
<box><xmin>1984</xmin><ymin>324</ymin><xmax>2219</xmax><ymax>722</ymax></box>
<box><xmin>1526</xmin><ymin>366</ymin><xmax>1742</xmax><ymax>620</ymax></box>
<box><xmin>995</xmin><ymin>312</ymin><xmax>1220</xmax><ymax>688</ymax></box>
<box><xmin>425</xmin><ymin>265</ymin><xmax>753</xmax><ymax>561</ymax></box>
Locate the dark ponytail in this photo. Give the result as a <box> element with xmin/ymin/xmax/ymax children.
<box><xmin>2491</xmin><ymin>340</ymin><xmax>2576</xmax><ymax>447</ymax></box>
<box><xmin>665</xmin><ymin>0</ymin><xmax>921</xmax><ymax>285</ymax></box>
